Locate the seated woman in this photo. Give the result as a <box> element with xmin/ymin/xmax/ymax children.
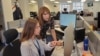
<box><xmin>20</xmin><ymin>18</ymin><xmax>57</xmax><ymax>56</ymax></box>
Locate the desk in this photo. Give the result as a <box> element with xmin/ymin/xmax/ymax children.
<box><xmin>52</xmin><ymin>42</ymin><xmax>90</xmax><ymax>56</ymax></box>
<box><xmin>16</xmin><ymin>28</ymin><xmax>23</xmax><ymax>39</ymax></box>
<box><xmin>52</xmin><ymin>46</ymin><xmax>64</xmax><ymax>56</ymax></box>
<box><xmin>55</xmin><ymin>25</ymin><xmax>64</xmax><ymax>33</ymax></box>
<box><xmin>16</xmin><ymin>28</ymin><xmax>23</xmax><ymax>33</ymax></box>
<box><xmin>55</xmin><ymin>28</ymin><xmax>64</xmax><ymax>33</ymax></box>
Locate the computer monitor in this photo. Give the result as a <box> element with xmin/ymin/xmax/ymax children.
<box><xmin>60</xmin><ymin>14</ymin><xmax>76</xmax><ymax>28</ymax></box>
<box><xmin>30</xmin><ymin>12</ymin><xmax>37</xmax><ymax>17</ymax></box>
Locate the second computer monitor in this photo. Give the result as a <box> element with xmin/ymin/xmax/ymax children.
<box><xmin>60</xmin><ymin>14</ymin><xmax>76</xmax><ymax>28</ymax></box>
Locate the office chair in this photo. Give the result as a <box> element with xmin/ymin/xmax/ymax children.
<box><xmin>75</xmin><ymin>28</ymin><xmax>85</xmax><ymax>43</ymax></box>
<box><xmin>0</xmin><ymin>29</ymin><xmax>21</xmax><ymax>56</ymax></box>
<box><xmin>3</xmin><ymin>39</ymin><xmax>21</xmax><ymax>56</ymax></box>
<box><xmin>3</xmin><ymin>29</ymin><xmax>18</xmax><ymax>44</ymax></box>
<box><xmin>0</xmin><ymin>29</ymin><xmax>18</xmax><ymax>52</ymax></box>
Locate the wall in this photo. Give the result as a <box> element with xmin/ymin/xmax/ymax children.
<box><xmin>0</xmin><ymin>0</ymin><xmax>4</xmax><ymax>27</ymax></box>
<box><xmin>28</xmin><ymin>2</ymin><xmax>60</xmax><ymax>13</ymax></box>
<box><xmin>29</xmin><ymin>4</ymin><xmax>38</xmax><ymax>13</ymax></box>
<box><xmin>84</xmin><ymin>2</ymin><xmax>100</xmax><ymax>17</ymax></box>
<box><xmin>11</xmin><ymin>0</ymin><xmax>100</xmax><ymax>18</ymax></box>
<box><xmin>11</xmin><ymin>0</ymin><xmax>30</xmax><ymax>19</ymax></box>
<box><xmin>1</xmin><ymin>0</ymin><xmax>13</xmax><ymax>30</ymax></box>
<box><xmin>28</xmin><ymin>2</ymin><xmax>74</xmax><ymax>14</ymax></box>
<box><xmin>44</xmin><ymin>2</ymin><xmax>60</xmax><ymax>13</ymax></box>
<box><xmin>18</xmin><ymin>0</ymin><xmax>30</xmax><ymax>19</ymax></box>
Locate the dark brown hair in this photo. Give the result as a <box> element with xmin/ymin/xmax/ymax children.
<box><xmin>20</xmin><ymin>18</ymin><xmax>39</xmax><ymax>42</ymax></box>
<box><xmin>38</xmin><ymin>6</ymin><xmax>51</xmax><ymax>27</ymax></box>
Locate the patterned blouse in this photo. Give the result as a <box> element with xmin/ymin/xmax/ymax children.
<box><xmin>40</xmin><ymin>18</ymin><xmax>54</xmax><ymax>39</ymax></box>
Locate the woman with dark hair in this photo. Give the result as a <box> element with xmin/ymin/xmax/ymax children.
<box><xmin>20</xmin><ymin>18</ymin><xmax>57</xmax><ymax>56</ymax></box>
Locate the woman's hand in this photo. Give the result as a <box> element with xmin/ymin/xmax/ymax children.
<box><xmin>50</xmin><ymin>41</ymin><xmax>57</xmax><ymax>47</ymax></box>
<box><xmin>50</xmin><ymin>41</ymin><xmax>63</xmax><ymax>47</ymax></box>
<box><xmin>56</xmin><ymin>41</ymin><xmax>63</xmax><ymax>46</ymax></box>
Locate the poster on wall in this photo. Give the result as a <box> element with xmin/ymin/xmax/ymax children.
<box><xmin>87</xmin><ymin>2</ymin><xmax>93</xmax><ymax>7</ymax></box>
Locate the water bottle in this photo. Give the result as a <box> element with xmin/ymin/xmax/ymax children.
<box><xmin>83</xmin><ymin>36</ymin><xmax>89</xmax><ymax>51</ymax></box>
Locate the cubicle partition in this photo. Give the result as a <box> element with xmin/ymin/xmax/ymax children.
<box><xmin>95</xmin><ymin>31</ymin><xmax>100</xmax><ymax>56</ymax></box>
<box><xmin>88</xmin><ymin>31</ymin><xmax>100</xmax><ymax>56</ymax></box>
<box><xmin>79</xmin><ymin>16</ymin><xmax>100</xmax><ymax>56</ymax></box>
<box><xmin>88</xmin><ymin>31</ymin><xmax>98</xmax><ymax>56</ymax></box>
<box><xmin>7</xmin><ymin>19</ymin><xmax>27</xmax><ymax>29</ymax></box>
<box><xmin>7</xmin><ymin>20</ymin><xmax>20</xmax><ymax>29</ymax></box>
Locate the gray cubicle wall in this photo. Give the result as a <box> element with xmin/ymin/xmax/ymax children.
<box><xmin>88</xmin><ymin>31</ymin><xmax>98</xmax><ymax>56</ymax></box>
<box><xmin>7</xmin><ymin>20</ymin><xmax>20</xmax><ymax>29</ymax></box>
<box><xmin>7</xmin><ymin>19</ymin><xmax>27</xmax><ymax>29</ymax></box>
<box><xmin>79</xmin><ymin>16</ymin><xmax>100</xmax><ymax>56</ymax></box>
<box><xmin>95</xmin><ymin>31</ymin><xmax>100</xmax><ymax>56</ymax></box>
<box><xmin>76</xmin><ymin>20</ymin><xmax>84</xmax><ymax>28</ymax></box>
<box><xmin>20</xmin><ymin>19</ymin><xmax>27</xmax><ymax>27</ymax></box>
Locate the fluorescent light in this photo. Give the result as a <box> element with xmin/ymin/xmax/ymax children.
<box><xmin>67</xmin><ymin>1</ymin><xmax>72</xmax><ymax>3</ymax></box>
<box><xmin>50</xmin><ymin>0</ymin><xmax>55</xmax><ymax>1</ymax></box>
<box><xmin>81</xmin><ymin>0</ymin><xmax>86</xmax><ymax>2</ymax></box>
<box><xmin>31</xmin><ymin>0</ymin><xmax>36</xmax><ymax>3</ymax></box>
<box><xmin>95</xmin><ymin>0</ymin><xmax>99</xmax><ymax>1</ymax></box>
<box><xmin>54</xmin><ymin>1</ymin><xmax>59</xmax><ymax>3</ymax></box>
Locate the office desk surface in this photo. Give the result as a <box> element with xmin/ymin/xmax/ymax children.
<box><xmin>52</xmin><ymin>42</ymin><xmax>90</xmax><ymax>56</ymax></box>
<box><xmin>52</xmin><ymin>46</ymin><xmax>64</xmax><ymax>56</ymax></box>
<box><xmin>55</xmin><ymin>28</ymin><xmax>64</xmax><ymax>33</ymax></box>
<box><xmin>16</xmin><ymin>28</ymin><xmax>23</xmax><ymax>33</ymax></box>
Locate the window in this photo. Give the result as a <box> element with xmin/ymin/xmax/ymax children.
<box><xmin>73</xmin><ymin>2</ymin><xmax>83</xmax><ymax>12</ymax></box>
<box><xmin>60</xmin><ymin>4</ymin><xmax>70</xmax><ymax>12</ymax></box>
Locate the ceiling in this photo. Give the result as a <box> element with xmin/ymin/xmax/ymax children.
<box><xmin>43</xmin><ymin>0</ymin><xmax>100</xmax><ymax>3</ymax></box>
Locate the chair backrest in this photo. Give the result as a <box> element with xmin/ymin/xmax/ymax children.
<box><xmin>3</xmin><ymin>29</ymin><xmax>18</xmax><ymax>44</ymax></box>
<box><xmin>3</xmin><ymin>39</ymin><xmax>21</xmax><ymax>56</ymax></box>
<box><xmin>0</xmin><ymin>29</ymin><xmax>20</xmax><ymax>56</ymax></box>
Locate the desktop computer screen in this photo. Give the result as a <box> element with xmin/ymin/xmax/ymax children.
<box><xmin>60</xmin><ymin>14</ymin><xmax>76</xmax><ymax>28</ymax></box>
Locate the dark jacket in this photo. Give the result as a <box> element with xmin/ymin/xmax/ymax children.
<box><xmin>13</xmin><ymin>7</ymin><xmax>23</xmax><ymax>20</ymax></box>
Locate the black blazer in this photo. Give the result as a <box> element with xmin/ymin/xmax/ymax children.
<box><xmin>13</xmin><ymin>7</ymin><xmax>23</xmax><ymax>20</ymax></box>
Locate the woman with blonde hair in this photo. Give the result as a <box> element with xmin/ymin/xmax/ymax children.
<box><xmin>20</xmin><ymin>18</ymin><xmax>57</xmax><ymax>56</ymax></box>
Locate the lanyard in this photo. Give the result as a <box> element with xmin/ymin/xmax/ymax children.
<box><xmin>34</xmin><ymin>39</ymin><xmax>41</xmax><ymax>56</ymax></box>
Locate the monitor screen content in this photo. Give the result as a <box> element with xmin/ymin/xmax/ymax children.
<box><xmin>60</xmin><ymin>14</ymin><xmax>76</xmax><ymax>28</ymax></box>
